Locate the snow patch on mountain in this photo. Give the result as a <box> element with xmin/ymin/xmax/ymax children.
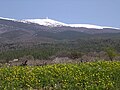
<box><xmin>69</xmin><ymin>24</ymin><xmax>103</xmax><ymax>29</ymax></box>
<box><xmin>23</xmin><ymin>18</ymin><xmax>119</xmax><ymax>30</ymax></box>
<box><xmin>0</xmin><ymin>17</ymin><xmax>16</xmax><ymax>21</ymax></box>
<box><xmin>69</xmin><ymin>24</ymin><xmax>120</xmax><ymax>29</ymax></box>
<box><xmin>0</xmin><ymin>17</ymin><xmax>119</xmax><ymax>30</ymax></box>
<box><xmin>22</xmin><ymin>18</ymin><xmax>68</xmax><ymax>27</ymax></box>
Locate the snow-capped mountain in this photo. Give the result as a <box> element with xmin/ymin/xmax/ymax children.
<box><xmin>22</xmin><ymin>18</ymin><xmax>119</xmax><ymax>30</ymax></box>
<box><xmin>0</xmin><ymin>17</ymin><xmax>119</xmax><ymax>30</ymax></box>
<box><xmin>22</xmin><ymin>18</ymin><xmax>68</xmax><ymax>27</ymax></box>
<box><xmin>0</xmin><ymin>16</ymin><xmax>120</xmax><ymax>42</ymax></box>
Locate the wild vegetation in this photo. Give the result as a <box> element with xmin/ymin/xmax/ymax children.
<box><xmin>0</xmin><ymin>61</ymin><xmax>120</xmax><ymax>90</ymax></box>
<box><xmin>0</xmin><ymin>38</ymin><xmax>120</xmax><ymax>63</ymax></box>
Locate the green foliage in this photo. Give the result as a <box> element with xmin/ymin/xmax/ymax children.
<box><xmin>69</xmin><ymin>51</ymin><xmax>83</xmax><ymax>59</ymax></box>
<box><xmin>0</xmin><ymin>48</ymin><xmax>58</xmax><ymax>61</ymax></box>
<box><xmin>0</xmin><ymin>61</ymin><xmax>120</xmax><ymax>89</ymax></box>
<box><xmin>105</xmin><ymin>47</ymin><xmax>117</xmax><ymax>61</ymax></box>
<box><xmin>0</xmin><ymin>38</ymin><xmax>120</xmax><ymax>62</ymax></box>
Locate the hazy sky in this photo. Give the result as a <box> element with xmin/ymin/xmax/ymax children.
<box><xmin>0</xmin><ymin>0</ymin><xmax>120</xmax><ymax>28</ymax></box>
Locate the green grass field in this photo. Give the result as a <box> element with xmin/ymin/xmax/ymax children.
<box><xmin>0</xmin><ymin>61</ymin><xmax>120</xmax><ymax>90</ymax></box>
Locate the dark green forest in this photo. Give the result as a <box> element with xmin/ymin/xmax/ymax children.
<box><xmin>0</xmin><ymin>37</ymin><xmax>120</xmax><ymax>63</ymax></box>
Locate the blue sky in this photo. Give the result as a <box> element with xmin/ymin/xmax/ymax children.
<box><xmin>0</xmin><ymin>0</ymin><xmax>120</xmax><ymax>28</ymax></box>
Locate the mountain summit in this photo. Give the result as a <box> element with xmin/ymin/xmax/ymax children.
<box><xmin>22</xmin><ymin>18</ymin><xmax>119</xmax><ymax>30</ymax></box>
<box><xmin>0</xmin><ymin>17</ymin><xmax>120</xmax><ymax>42</ymax></box>
<box><xmin>22</xmin><ymin>18</ymin><xmax>67</xmax><ymax>27</ymax></box>
<box><xmin>0</xmin><ymin>17</ymin><xmax>118</xmax><ymax>30</ymax></box>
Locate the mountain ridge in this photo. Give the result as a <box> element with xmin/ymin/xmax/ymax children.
<box><xmin>0</xmin><ymin>17</ymin><xmax>120</xmax><ymax>43</ymax></box>
<box><xmin>0</xmin><ymin>17</ymin><xmax>119</xmax><ymax>30</ymax></box>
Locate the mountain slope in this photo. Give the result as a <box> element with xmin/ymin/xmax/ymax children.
<box><xmin>0</xmin><ymin>17</ymin><xmax>120</xmax><ymax>42</ymax></box>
